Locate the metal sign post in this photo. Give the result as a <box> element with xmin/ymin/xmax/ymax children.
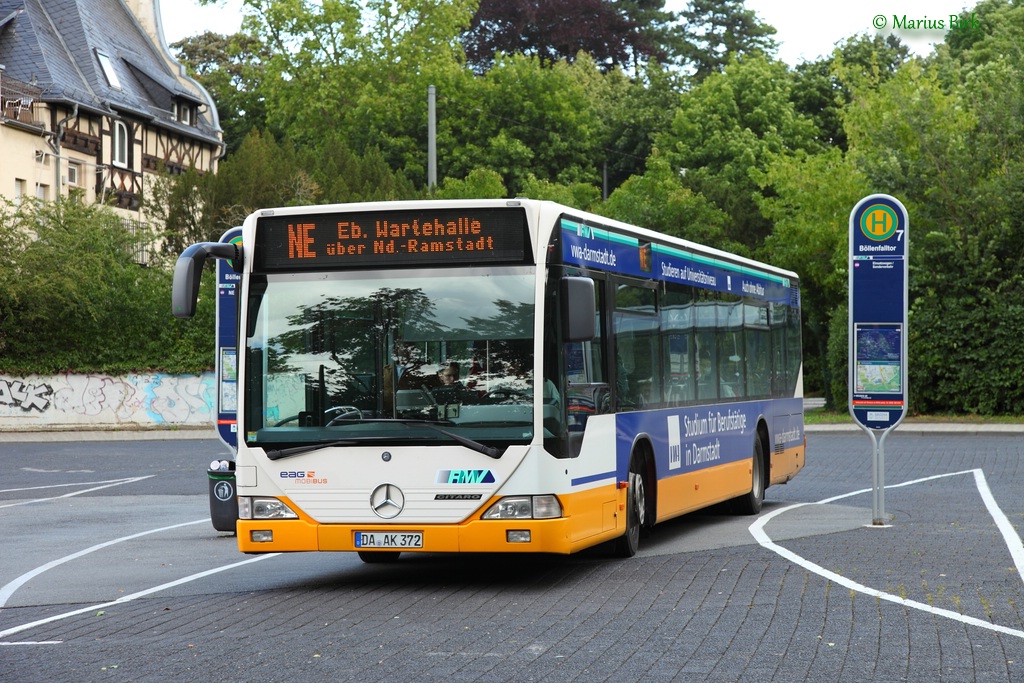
<box><xmin>215</xmin><ymin>227</ymin><xmax>243</xmax><ymax>452</ymax></box>
<box><xmin>848</xmin><ymin>195</ymin><xmax>909</xmax><ymax>526</ymax></box>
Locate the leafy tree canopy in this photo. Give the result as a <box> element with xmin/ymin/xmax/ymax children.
<box><xmin>675</xmin><ymin>0</ymin><xmax>777</xmax><ymax>79</ymax></box>
<box><xmin>461</xmin><ymin>0</ymin><xmax>673</xmax><ymax>73</ymax></box>
<box><xmin>656</xmin><ymin>54</ymin><xmax>821</xmax><ymax>249</ymax></box>
<box><xmin>171</xmin><ymin>31</ymin><xmax>271</xmax><ymax>154</ymax></box>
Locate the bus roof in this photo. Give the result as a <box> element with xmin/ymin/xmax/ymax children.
<box><xmin>242</xmin><ymin>198</ymin><xmax>800</xmax><ymax>284</ymax></box>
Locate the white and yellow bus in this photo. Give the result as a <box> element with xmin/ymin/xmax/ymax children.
<box><xmin>174</xmin><ymin>199</ymin><xmax>805</xmax><ymax>561</ymax></box>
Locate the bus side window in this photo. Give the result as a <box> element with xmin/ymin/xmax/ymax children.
<box><xmin>661</xmin><ymin>282</ymin><xmax>695</xmax><ymax>406</ymax></box>
<box><xmin>613</xmin><ymin>283</ymin><xmax>658</xmax><ymax>409</ymax></box>
<box><xmin>717</xmin><ymin>294</ymin><xmax>744</xmax><ymax>400</ymax></box>
<box><xmin>695</xmin><ymin>289</ymin><xmax>718</xmax><ymax>401</ymax></box>
<box><xmin>746</xmin><ymin>303</ymin><xmax>771</xmax><ymax>398</ymax></box>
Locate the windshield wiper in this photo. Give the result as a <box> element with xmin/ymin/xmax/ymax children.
<box><xmin>262</xmin><ymin>419</ymin><xmax>502</xmax><ymax>460</ymax></box>
<box><xmin>415</xmin><ymin>422</ymin><xmax>502</xmax><ymax>459</ymax></box>
<box><xmin>266</xmin><ymin>439</ymin><xmax>362</xmax><ymax>461</ymax></box>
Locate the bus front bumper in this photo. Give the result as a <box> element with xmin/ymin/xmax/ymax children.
<box><xmin>236</xmin><ymin>516</ymin><xmax>591</xmax><ymax>555</ymax></box>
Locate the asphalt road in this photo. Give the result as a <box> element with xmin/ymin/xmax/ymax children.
<box><xmin>2</xmin><ymin>431</ymin><xmax>1024</xmax><ymax>682</ymax></box>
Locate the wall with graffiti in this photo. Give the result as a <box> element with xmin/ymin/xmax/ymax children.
<box><xmin>0</xmin><ymin>373</ymin><xmax>216</xmax><ymax>431</ymax></box>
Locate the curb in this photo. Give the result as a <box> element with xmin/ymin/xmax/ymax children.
<box><xmin>0</xmin><ymin>427</ymin><xmax>218</xmax><ymax>443</ymax></box>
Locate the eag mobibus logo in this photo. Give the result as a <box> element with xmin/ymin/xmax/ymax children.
<box><xmin>279</xmin><ymin>470</ymin><xmax>328</xmax><ymax>484</ymax></box>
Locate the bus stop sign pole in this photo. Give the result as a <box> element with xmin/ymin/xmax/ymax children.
<box><xmin>848</xmin><ymin>194</ymin><xmax>909</xmax><ymax>526</ymax></box>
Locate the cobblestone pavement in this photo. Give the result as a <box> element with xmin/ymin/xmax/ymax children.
<box><xmin>2</xmin><ymin>431</ymin><xmax>1024</xmax><ymax>682</ymax></box>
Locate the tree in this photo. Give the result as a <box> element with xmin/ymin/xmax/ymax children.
<box><xmin>618</xmin><ymin>0</ymin><xmax>683</xmax><ymax>72</ymax></box>
<box><xmin>757</xmin><ymin>148</ymin><xmax>870</xmax><ymax>405</ymax></box>
<box><xmin>944</xmin><ymin>0</ymin><xmax>1022</xmax><ymax>65</ymax></box>
<box><xmin>792</xmin><ymin>43</ymin><xmax>1024</xmax><ymax>415</ymax></box>
<box><xmin>655</xmin><ymin>54</ymin><xmax>821</xmax><ymax>251</ymax></box>
<box><xmin>519</xmin><ymin>175</ymin><xmax>602</xmax><ymax>209</ymax></box>
<box><xmin>461</xmin><ymin>0</ymin><xmax>640</xmax><ymax>73</ymax></box>
<box><xmin>147</xmin><ymin>130</ymin><xmax>305</xmax><ymax>258</ymax></box>
<box><xmin>438</xmin><ymin>53</ymin><xmax>606</xmax><ymax>194</ymax></box>
<box><xmin>596</xmin><ymin>61</ymin><xmax>685</xmax><ymax>193</ymax></box>
<box><xmin>0</xmin><ymin>197</ymin><xmax>211</xmax><ymax>373</ymax></box>
<box><xmin>237</xmin><ymin>0</ymin><xmax>475</xmax><ymax>181</ymax></box>
<box><xmin>433</xmin><ymin>169</ymin><xmax>508</xmax><ymax>199</ymax></box>
<box><xmin>303</xmin><ymin>141</ymin><xmax>418</xmax><ymax>203</ymax></box>
<box><xmin>149</xmin><ymin>130</ymin><xmax>421</xmax><ymax>260</ymax></box>
<box><xmin>170</xmin><ymin>31</ymin><xmax>271</xmax><ymax>154</ymax></box>
<box><xmin>790</xmin><ymin>33</ymin><xmax>911</xmax><ymax>150</ymax></box>
<box><xmin>600</xmin><ymin>154</ymin><xmax>733</xmax><ymax>251</ymax></box>
<box><xmin>675</xmin><ymin>0</ymin><xmax>777</xmax><ymax>79</ymax></box>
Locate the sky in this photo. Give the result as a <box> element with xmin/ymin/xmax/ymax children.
<box><xmin>159</xmin><ymin>0</ymin><xmax>970</xmax><ymax>66</ymax></box>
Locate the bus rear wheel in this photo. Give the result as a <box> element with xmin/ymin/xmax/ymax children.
<box><xmin>733</xmin><ymin>436</ymin><xmax>765</xmax><ymax>515</ymax></box>
<box><xmin>615</xmin><ymin>455</ymin><xmax>647</xmax><ymax>558</ymax></box>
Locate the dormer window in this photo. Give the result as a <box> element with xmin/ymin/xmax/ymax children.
<box><xmin>96</xmin><ymin>50</ymin><xmax>121</xmax><ymax>90</ymax></box>
<box><xmin>172</xmin><ymin>99</ymin><xmax>194</xmax><ymax>126</ymax></box>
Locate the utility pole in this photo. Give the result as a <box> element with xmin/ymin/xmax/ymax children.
<box><xmin>428</xmin><ymin>85</ymin><xmax>437</xmax><ymax>191</ymax></box>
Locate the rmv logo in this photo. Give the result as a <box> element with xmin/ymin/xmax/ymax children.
<box><xmin>437</xmin><ymin>469</ymin><xmax>496</xmax><ymax>484</ymax></box>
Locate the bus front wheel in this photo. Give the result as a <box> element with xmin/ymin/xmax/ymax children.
<box><xmin>615</xmin><ymin>455</ymin><xmax>647</xmax><ymax>558</ymax></box>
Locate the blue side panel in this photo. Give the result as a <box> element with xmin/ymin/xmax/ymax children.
<box><xmin>560</xmin><ymin>219</ymin><xmax>793</xmax><ymax>304</ymax></box>
<box><xmin>611</xmin><ymin>398</ymin><xmax>803</xmax><ymax>482</ymax></box>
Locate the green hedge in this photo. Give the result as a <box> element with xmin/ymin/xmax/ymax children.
<box><xmin>0</xmin><ymin>197</ymin><xmax>214</xmax><ymax>375</ymax></box>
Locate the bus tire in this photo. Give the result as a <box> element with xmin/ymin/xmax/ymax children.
<box><xmin>733</xmin><ymin>435</ymin><xmax>765</xmax><ymax>515</ymax></box>
<box><xmin>615</xmin><ymin>454</ymin><xmax>647</xmax><ymax>558</ymax></box>
<box><xmin>358</xmin><ymin>551</ymin><xmax>401</xmax><ymax>563</ymax></box>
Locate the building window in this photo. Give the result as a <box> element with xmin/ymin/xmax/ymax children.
<box><xmin>14</xmin><ymin>178</ymin><xmax>26</xmax><ymax>198</ymax></box>
<box><xmin>35</xmin><ymin>183</ymin><xmax>49</xmax><ymax>201</ymax></box>
<box><xmin>173</xmin><ymin>100</ymin><xmax>194</xmax><ymax>125</ymax></box>
<box><xmin>113</xmin><ymin>120</ymin><xmax>128</xmax><ymax>168</ymax></box>
<box><xmin>96</xmin><ymin>50</ymin><xmax>121</xmax><ymax>89</ymax></box>
<box><xmin>67</xmin><ymin>162</ymin><xmax>80</xmax><ymax>186</ymax></box>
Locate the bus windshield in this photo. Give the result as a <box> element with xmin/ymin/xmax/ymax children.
<box><xmin>243</xmin><ymin>266</ymin><xmax>537</xmax><ymax>448</ymax></box>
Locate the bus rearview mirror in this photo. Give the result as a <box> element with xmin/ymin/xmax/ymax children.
<box><xmin>561</xmin><ymin>276</ymin><xmax>596</xmax><ymax>342</ymax></box>
<box><xmin>172</xmin><ymin>242</ymin><xmax>240</xmax><ymax>319</ymax></box>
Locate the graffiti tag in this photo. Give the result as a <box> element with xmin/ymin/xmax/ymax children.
<box><xmin>0</xmin><ymin>379</ymin><xmax>53</xmax><ymax>412</ymax></box>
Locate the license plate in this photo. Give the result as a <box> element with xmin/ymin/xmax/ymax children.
<box><xmin>355</xmin><ymin>531</ymin><xmax>423</xmax><ymax>549</ymax></box>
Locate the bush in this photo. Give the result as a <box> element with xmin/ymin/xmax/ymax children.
<box><xmin>0</xmin><ymin>197</ymin><xmax>214</xmax><ymax>374</ymax></box>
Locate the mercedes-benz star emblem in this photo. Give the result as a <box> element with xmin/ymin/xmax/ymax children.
<box><xmin>370</xmin><ymin>483</ymin><xmax>405</xmax><ymax>519</ymax></box>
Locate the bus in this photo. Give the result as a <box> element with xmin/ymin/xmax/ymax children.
<box><xmin>173</xmin><ymin>199</ymin><xmax>805</xmax><ymax>561</ymax></box>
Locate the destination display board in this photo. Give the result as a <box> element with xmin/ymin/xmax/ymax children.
<box><xmin>253</xmin><ymin>207</ymin><xmax>530</xmax><ymax>271</ymax></box>
<box><xmin>848</xmin><ymin>195</ymin><xmax>909</xmax><ymax>431</ymax></box>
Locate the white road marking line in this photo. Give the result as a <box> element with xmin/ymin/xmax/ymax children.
<box><xmin>0</xmin><ymin>476</ymin><xmax>155</xmax><ymax>509</ymax></box>
<box><xmin>972</xmin><ymin>468</ymin><xmax>1024</xmax><ymax>580</ymax></box>
<box><xmin>0</xmin><ymin>518</ymin><xmax>210</xmax><ymax>607</ymax></box>
<box><xmin>0</xmin><ymin>554</ymin><xmax>279</xmax><ymax>641</ymax></box>
<box><xmin>750</xmin><ymin>468</ymin><xmax>1024</xmax><ymax>639</ymax></box>
<box><xmin>1</xmin><ymin>479</ymin><xmax>135</xmax><ymax>493</ymax></box>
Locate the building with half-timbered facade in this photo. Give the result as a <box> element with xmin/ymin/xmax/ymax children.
<box><xmin>0</xmin><ymin>0</ymin><xmax>221</xmax><ymax>243</ymax></box>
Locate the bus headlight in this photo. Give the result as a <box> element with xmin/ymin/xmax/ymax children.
<box><xmin>238</xmin><ymin>497</ymin><xmax>298</xmax><ymax>520</ymax></box>
<box><xmin>482</xmin><ymin>495</ymin><xmax>562</xmax><ymax>520</ymax></box>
